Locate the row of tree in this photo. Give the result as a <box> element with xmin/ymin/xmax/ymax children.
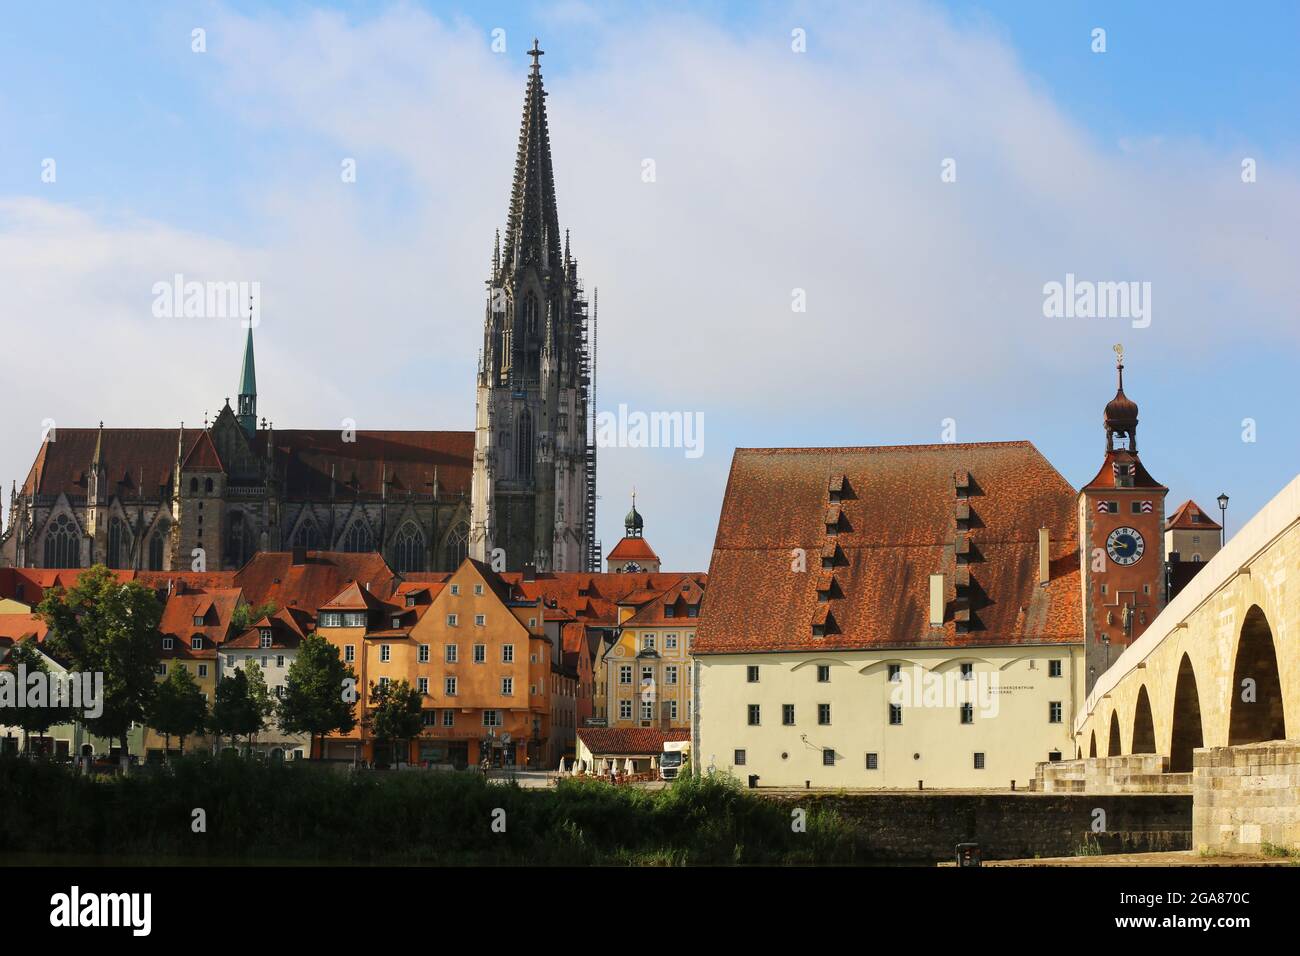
<box><xmin>2</xmin><ymin>565</ymin><xmax>427</xmax><ymax>766</ymax></box>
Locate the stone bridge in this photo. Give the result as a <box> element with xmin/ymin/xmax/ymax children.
<box><xmin>1059</xmin><ymin>475</ymin><xmax>1300</xmax><ymax>853</ymax></box>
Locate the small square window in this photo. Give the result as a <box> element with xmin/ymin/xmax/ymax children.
<box><xmin>734</xmin><ymin>749</ymin><xmax>746</xmax><ymax>767</ymax></box>
<box><xmin>474</xmin><ymin>584</ymin><xmax>484</xmax><ymax>596</ymax></box>
<box><xmin>973</xmin><ymin>752</ymin><xmax>985</xmax><ymax>770</ymax></box>
<box><xmin>450</xmin><ymin>584</ymin><xmax>460</xmax><ymax>596</ymax></box>
<box><xmin>822</xmin><ymin>748</ymin><xmax>835</xmax><ymax>767</ymax></box>
<box><xmin>447</xmin><ymin>614</ymin><xmax>458</xmax><ymax>627</ymax></box>
<box><xmin>865</xmin><ymin>752</ymin><xmax>878</xmax><ymax>770</ymax></box>
<box><xmin>475</xmin><ymin>614</ymin><xmax>486</xmax><ymax>627</ymax></box>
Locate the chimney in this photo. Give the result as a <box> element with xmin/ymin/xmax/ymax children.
<box><xmin>1038</xmin><ymin>527</ymin><xmax>1050</xmax><ymax>585</ymax></box>
<box><xmin>291</xmin><ymin>546</ymin><xmax>307</xmax><ymax>565</ymax></box>
<box><xmin>522</xmin><ymin>562</ymin><xmax>537</xmax><ymax>583</ymax></box>
<box><xmin>928</xmin><ymin>574</ymin><xmax>944</xmax><ymax>627</ymax></box>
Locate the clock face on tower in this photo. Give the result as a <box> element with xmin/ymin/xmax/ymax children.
<box><xmin>1106</xmin><ymin>526</ymin><xmax>1146</xmax><ymax>566</ymax></box>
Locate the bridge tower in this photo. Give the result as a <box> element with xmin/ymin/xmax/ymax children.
<box><xmin>1079</xmin><ymin>347</ymin><xmax>1168</xmax><ymax>693</ymax></box>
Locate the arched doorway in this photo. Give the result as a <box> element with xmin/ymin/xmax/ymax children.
<box><xmin>1108</xmin><ymin>710</ymin><xmax>1122</xmax><ymax>756</ymax></box>
<box><xmin>1169</xmin><ymin>653</ymin><xmax>1204</xmax><ymax>772</ymax></box>
<box><xmin>1131</xmin><ymin>686</ymin><xmax>1156</xmax><ymax>754</ymax></box>
<box><xmin>1228</xmin><ymin>605</ymin><xmax>1287</xmax><ymax>744</ymax></box>
<box><xmin>1089</xmin><ymin>730</ymin><xmax>1097</xmax><ymax>758</ymax></box>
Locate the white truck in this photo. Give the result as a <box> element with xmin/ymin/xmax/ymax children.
<box><xmin>660</xmin><ymin>740</ymin><xmax>691</xmax><ymax>781</ymax></box>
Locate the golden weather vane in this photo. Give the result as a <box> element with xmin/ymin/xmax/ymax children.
<box><xmin>1113</xmin><ymin>343</ymin><xmax>1124</xmax><ymax>367</ymax></box>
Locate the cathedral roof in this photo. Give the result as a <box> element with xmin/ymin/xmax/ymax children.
<box><xmin>22</xmin><ymin>428</ymin><xmax>202</xmax><ymax>498</ymax></box>
<box><xmin>694</xmin><ymin>441</ymin><xmax>1083</xmax><ymax>655</ymax></box>
<box><xmin>17</xmin><ymin>426</ymin><xmax>474</xmax><ymax>501</ymax></box>
<box><xmin>233</xmin><ymin>550</ymin><xmax>399</xmax><ymax>613</ymax></box>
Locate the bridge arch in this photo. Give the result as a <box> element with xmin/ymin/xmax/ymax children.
<box><xmin>1131</xmin><ymin>685</ymin><xmax>1157</xmax><ymax>754</ymax></box>
<box><xmin>1168</xmin><ymin>653</ymin><xmax>1204</xmax><ymax>772</ymax></box>
<box><xmin>1107</xmin><ymin>710</ymin><xmax>1122</xmax><ymax>756</ymax></box>
<box><xmin>1228</xmin><ymin>604</ymin><xmax>1287</xmax><ymax>745</ymax></box>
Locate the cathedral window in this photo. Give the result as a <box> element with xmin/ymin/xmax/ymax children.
<box><xmin>516</xmin><ymin>410</ymin><xmax>534</xmax><ymax>480</ymax></box>
<box><xmin>393</xmin><ymin>522</ymin><xmax>425</xmax><ymax>573</ymax></box>
<box><xmin>205</xmin><ymin>478</ymin><xmax>214</xmax><ymax>493</ymax></box>
<box><xmin>343</xmin><ymin>519</ymin><xmax>374</xmax><ymax>553</ymax></box>
<box><xmin>107</xmin><ymin>517</ymin><xmax>130</xmax><ymax>569</ymax></box>
<box><xmin>148</xmin><ymin>526</ymin><xmax>167</xmax><ymax>571</ymax></box>
<box><xmin>43</xmin><ymin>514</ymin><xmax>80</xmax><ymax>569</ymax></box>
<box><xmin>524</xmin><ymin>292</ymin><xmax>539</xmax><ymax>334</ymax></box>
<box><xmin>444</xmin><ymin>523</ymin><xmax>469</xmax><ymax>569</ymax></box>
<box><xmin>293</xmin><ymin>519</ymin><xmax>322</xmax><ymax>550</ymax></box>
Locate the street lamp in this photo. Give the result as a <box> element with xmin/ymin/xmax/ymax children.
<box><xmin>1217</xmin><ymin>492</ymin><xmax>1229</xmax><ymax>548</ymax></box>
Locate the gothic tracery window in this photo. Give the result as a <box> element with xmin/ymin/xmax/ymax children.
<box><xmin>393</xmin><ymin>522</ymin><xmax>425</xmax><ymax>573</ymax></box>
<box><xmin>43</xmin><ymin>514</ymin><xmax>80</xmax><ymax>569</ymax></box>
<box><xmin>107</xmin><ymin>517</ymin><xmax>130</xmax><ymax>569</ymax></box>
<box><xmin>293</xmin><ymin>518</ymin><xmax>322</xmax><ymax>550</ymax></box>
<box><xmin>343</xmin><ymin>519</ymin><xmax>374</xmax><ymax>553</ymax></box>
<box><xmin>444</xmin><ymin>522</ymin><xmax>469</xmax><ymax>570</ymax></box>
<box><xmin>148</xmin><ymin>526</ymin><xmax>167</xmax><ymax>571</ymax></box>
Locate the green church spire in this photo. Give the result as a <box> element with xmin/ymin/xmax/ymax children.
<box><xmin>237</xmin><ymin>323</ymin><xmax>257</xmax><ymax>436</ymax></box>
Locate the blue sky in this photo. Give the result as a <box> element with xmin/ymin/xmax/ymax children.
<box><xmin>1</xmin><ymin>1</ymin><xmax>1297</xmax><ymax>568</ymax></box>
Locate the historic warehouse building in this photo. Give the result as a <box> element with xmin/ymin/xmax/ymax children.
<box><xmin>692</xmin><ymin>355</ymin><xmax>1170</xmax><ymax>788</ymax></box>
<box><xmin>1</xmin><ymin>42</ymin><xmax>597</xmax><ymax>576</ymax></box>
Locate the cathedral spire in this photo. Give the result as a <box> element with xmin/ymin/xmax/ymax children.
<box><xmin>237</xmin><ymin>321</ymin><xmax>258</xmax><ymax>438</ymax></box>
<box><xmin>501</xmin><ymin>37</ymin><xmax>562</xmax><ymax>274</ymax></box>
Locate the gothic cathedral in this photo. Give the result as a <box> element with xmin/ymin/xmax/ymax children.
<box><xmin>470</xmin><ymin>40</ymin><xmax>598</xmax><ymax>573</ymax></box>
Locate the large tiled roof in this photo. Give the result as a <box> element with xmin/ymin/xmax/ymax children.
<box><xmin>19</xmin><ymin>427</ymin><xmax>474</xmax><ymax>501</ymax></box>
<box><xmin>23</xmin><ymin>429</ymin><xmax>199</xmax><ymax>498</ymax></box>
<box><xmin>500</xmin><ymin>571</ymin><xmax>707</xmax><ymax>626</ymax></box>
<box><xmin>257</xmin><ymin>430</ymin><xmax>473</xmax><ymax>499</ymax></box>
<box><xmin>694</xmin><ymin>441</ymin><xmax>1083</xmax><ymax>654</ymax></box>
<box><xmin>232</xmin><ymin>550</ymin><xmax>399</xmax><ymax>612</ymax></box>
<box><xmin>576</xmin><ymin>726</ymin><xmax>689</xmax><ymax>756</ymax></box>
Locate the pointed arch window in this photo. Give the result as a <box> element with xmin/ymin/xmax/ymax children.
<box><xmin>43</xmin><ymin>514</ymin><xmax>80</xmax><ymax>569</ymax></box>
<box><xmin>343</xmin><ymin>519</ymin><xmax>374</xmax><ymax>553</ymax></box>
<box><xmin>394</xmin><ymin>523</ymin><xmax>426</xmax><ymax>573</ymax></box>
<box><xmin>444</xmin><ymin>522</ymin><xmax>469</xmax><ymax>570</ymax></box>
<box><xmin>107</xmin><ymin>517</ymin><xmax>130</xmax><ymax>569</ymax></box>
<box><xmin>148</xmin><ymin>526</ymin><xmax>168</xmax><ymax>571</ymax></box>
<box><xmin>516</xmin><ymin>409</ymin><xmax>534</xmax><ymax>481</ymax></box>
<box><xmin>226</xmin><ymin>511</ymin><xmax>253</xmax><ymax>568</ymax></box>
<box><xmin>524</xmin><ymin>292</ymin><xmax>539</xmax><ymax>335</ymax></box>
<box><xmin>293</xmin><ymin>518</ymin><xmax>322</xmax><ymax>550</ymax></box>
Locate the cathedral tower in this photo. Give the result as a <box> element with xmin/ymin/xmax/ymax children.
<box><xmin>471</xmin><ymin>40</ymin><xmax>596</xmax><ymax>572</ymax></box>
<box><xmin>1079</xmin><ymin>346</ymin><xmax>1168</xmax><ymax>692</ymax></box>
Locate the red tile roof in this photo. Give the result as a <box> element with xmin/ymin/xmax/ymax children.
<box><xmin>1080</xmin><ymin>449</ymin><xmax>1166</xmax><ymax>491</ymax></box>
<box><xmin>182</xmin><ymin>431</ymin><xmax>224</xmax><ymax>472</ymax></box>
<box><xmin>621</xmin><ymin>576</ymin><xmax>705</xmax><ymax>628</ymax></box>
<box><xmin>0</xmin><ymin>614</ymin><xmax>49</xmax><ymax>644</ymax></box>
<box><xmin>695</xmin><ymin>441</ymin><xmax>1083</xmax><ymax>654</ymax></box>
<box><xmin>576</xmin><ymin>727</ymin><xmax>689</xmax><ymax>756</ymax></box>
<box><xmin>231</xmin><ymin>550</ymin><xmax>398</xmax><ymax>612</ymax></box>
<box><xmin>224</xmin><ymin>607</ymin><xmax>311</xmax><ymax>649</ymax></box>
<box><xmin>606</xmin><ymin>536</ymin><xmax>660</xmax><ymax>564</ymax></box>
<box><xmin>1165</xmin><ymin>499</ymin><xmax>1222</xmax><ymax>531</ymax></box>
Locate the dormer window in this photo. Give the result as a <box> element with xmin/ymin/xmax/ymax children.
<box><xmin>162</xmin><ymin>637</ymin><xmax>174</xmax><ymax>651</ymax></box>
<box><xmin>192</xmin><ymin>615</ymin><xmax>204</xmax><ymax>627</ymax></box>
<box><xmin>406</xmin><ymin>595</ymin><xmax>416</xmax><ymax>607</ymax></box>
<box><xmin>259</xmin><ymin>630</ymin><xmax>272</xmax><ymax>648</ymax></box>
<box><xmin>392</xmin><ymin>616</ymin><xmax>402</xmax><ymax>629</ymax></box>
<box><xmin>664</xmin><ymin>605</ymin><xmax>675</xmax><ymax>618</ymax></box>
<box><xmin>191</xmin><ymin>636</ymin><xmax>203</xmax><ymax>650</ymax></box>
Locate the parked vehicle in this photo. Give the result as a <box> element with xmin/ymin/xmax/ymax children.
<box><xmin>660</xmin><ymin>740</ymin><xmax>690</xmax><ymax>781</ymax></box>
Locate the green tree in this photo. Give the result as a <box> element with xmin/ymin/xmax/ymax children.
<box><xmin>230</xmin><ymin>600</ymin><xmax>277</xmax><ymax>633</ymax></box>
<box><xmin>37</xmin><ymin>565</ymin><xmax>163</xmax><ymax>770</ymax></box>
<box><xmin>363</xmin><ymin>678</ymin><xmax>422</xmax><ymax>768</ymax></box>
<box><xmin>243</xmin><ymin>660</ymin><xmax>277</xmax><ymax>753</ymax></box>
<box><xmin>209</xmin><ymin>669</ymin><xmax>263</xmax><ymax>754</ymax></box>
<box><xmin>0</xmin><ymin>641</ymin><xmax>75</xmax><ymax>754</ymax></box>
<box><xmin>146</xmin><ymin>665</ymin><xmax>208</xmax><ymax>758</ymax></box>
<box><xmin>279</xmin><ymin>634</ymin><xmax>357</xmax><ymax>760</ymax></box>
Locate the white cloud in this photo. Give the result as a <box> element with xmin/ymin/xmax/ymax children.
<box><xmin>2</xmin><ymin>1</ymin><xmax>1296</xmax><ymax>569</ymax></box>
